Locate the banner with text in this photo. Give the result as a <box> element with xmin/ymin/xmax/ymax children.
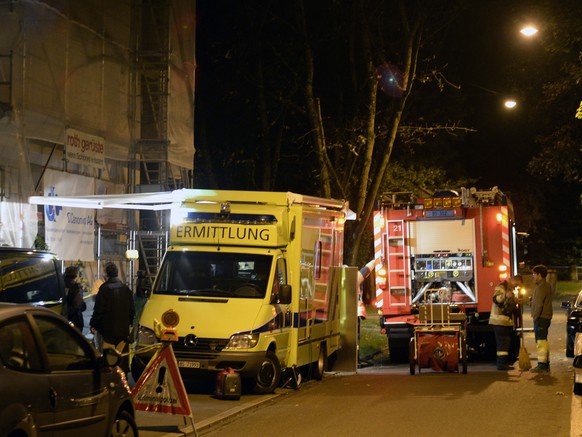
<box><xmin>44</xmin><ymin>169</ymin><xmax>95</xmax><ymax>261</ymax></box>
<box><xmin>65</xmin><ymin>128</ymin><xmax>105</xmax><ymax>172</ymax></box>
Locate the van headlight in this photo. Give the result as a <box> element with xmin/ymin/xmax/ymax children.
<box><xmin>136</xmin><ymin>326</ymin><xmax>157</xmax><ymax>345</ymax></box>
<box><xmin>225</xmin><ymin>333</ymin><xmax>259</xmax><ymax>350</ymax></box>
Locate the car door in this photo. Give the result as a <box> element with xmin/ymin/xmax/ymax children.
<box><xmin>0</xmin><ymin>317</ymin><xmax>55</xmax><ymax>437</ymax></box>
<box><xmin>33</xmin><ymin>315</ymin><xmax>110</xmax><ymax>436</ymax></box>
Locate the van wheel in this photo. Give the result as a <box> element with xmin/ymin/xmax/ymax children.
<box><xmin>110</xmin><ymin>410</ymin><xmax>138</xmax><ymax>437</ymax></box>
<box><xmin>253</xmin><ymin>351</ymin><xmax>281</xmax><ymax>394</ymax></box>
<box><xmin>313</xmin><ymin>343</ymin><xmax>327</xmax><ymax>380</ymax></box>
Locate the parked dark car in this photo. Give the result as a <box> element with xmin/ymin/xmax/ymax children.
<box><xmin>0</xmin><ymin>248</ymin><xmax>66</xmax><ymax>314</ymax></box>
<box><xmin>566</xmin><ymin>289</ymin><xmax>582</xmax><ymax>357</ymax></box>
<box><xmin>0</xmin><ymin>303</ymin><xmax>137</xmax><ymax>436</ymax></box>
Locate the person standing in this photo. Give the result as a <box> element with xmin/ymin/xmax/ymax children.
<box><xmin>64</xmin><ymin>266</ymin><xmax>86</xmax><ymax>331</ymax></box>
<box><xmin>357</xmin><ymin>260</ymin><xmax>375</xmax><ymax>363</ymax></box>
<box><xmin>90</xmin><ymin>262</ymin><xmax>135</xmax><ymax>372</ymax></box>
<box><xmin>530</xmin><ymin>264</ymin><xmax>553</xmax><ymax>373</ymax></box>
<box><xmin>489</xmin><ymin>274</ymin><xmax>522</xmax><ymax>370</ymax></box>
<box><xmin>357</xmin><ymin>260</ymin><xmax>375</xmax><ymax>320</ymax></box>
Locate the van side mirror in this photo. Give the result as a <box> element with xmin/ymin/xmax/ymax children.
<box><xmin>574</xmin><ymin>355</ymin><xmax>582</xmax><ymax>369</ymax></box>
<box><xmin>278</xmin><ymin>284</ymin><xmax>292</xmax><ymax>305</ymax></box>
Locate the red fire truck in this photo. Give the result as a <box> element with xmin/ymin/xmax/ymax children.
<box><xmin>373</xmin><ymin>187</ymin><xmax>519</xmax><ymax>362</ymax></box>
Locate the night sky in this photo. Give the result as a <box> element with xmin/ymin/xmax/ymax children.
<box><xmin>195</xmin><ymin>1</ymin><xmax>540</xmax><ymax>189</ymax></box>
<box><xmin>444</xmin><ymin>1</ymin><xmax>539</xmax><ymax>190</ymax></box>
<box><xmin>194</xmin><ymin>1</ymin><xmax>581</xmax><ymax>266</ymax></box>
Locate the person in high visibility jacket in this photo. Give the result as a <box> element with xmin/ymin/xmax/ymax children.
<box><xmin>490</xmin><ymin>275</ymin><xmax>523</xmax><ymax>370</ymax></box>
<box><xmin>357</xmin><ymin>260</ymin><xmax>375</xmax><ymax>320</ymax></box>
<box><xmin>357</xmin><ymin>260</ymin><xmax>375</xmax><ymax>364</ymax></box>
<box><xmin>530</xmin><ymin>264</ymin><xmax>553</xmax><ymax>373</ymax></box>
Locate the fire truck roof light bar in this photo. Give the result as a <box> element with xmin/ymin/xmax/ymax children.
<box><xmin>378</xmin><ymin>186</ymin><xmax>509</xmax><ymax>210</ymax></box>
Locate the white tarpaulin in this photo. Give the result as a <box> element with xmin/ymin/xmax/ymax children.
<box><xmin>0</xmin><ymin>1</ymin><xmax>195</xmax><ymax>167</ymax></box>
<box><xmin>0</xmin><ymin>115</ymin><xmax>38</xmax><ymax>248</ymax></box>
<box><xmin>43</xmin><ymin>169</ymin><xmax>95</xmax><ymax>261</ymax></box>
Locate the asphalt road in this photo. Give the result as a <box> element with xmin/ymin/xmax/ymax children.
<box><xmin>133</xmin><ymin>296</ymin><xmax>582</xmax><ymax>437</ymax></box>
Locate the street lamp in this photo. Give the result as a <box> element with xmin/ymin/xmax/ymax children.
<box><xmin>504</xmin><ymin>99</ymin><xmax>517</xmax><ymax>109</ymax></box>
<box><xmin>520</xmin><ymin>25</ymin><xmax>538</xmax><ymax>37</ymax></box>
<box><xmin>470</xmin><ymin>84</ymin><xmax>518</xmax><ymax>110</ymax></box>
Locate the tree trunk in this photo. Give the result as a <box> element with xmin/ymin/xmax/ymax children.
<box><xmin>346</xmin><ymin>5</ymin><xmax>423</xmax><ymax>265</ymax></box>
<box><xmin>299</xmin><ymin>1</ymin><xmax>331</xmax><ymax>197</ymax></box>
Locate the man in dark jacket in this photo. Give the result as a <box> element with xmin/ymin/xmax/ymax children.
<box><xmin>90</xmin><ymin>262</ymin><xmax>135</xmax><ymax>372</ymax></box>
<box><xmin>530</xmin><ymin>264</ymin><xmax>553</xmax><ymax>373</ymax></box>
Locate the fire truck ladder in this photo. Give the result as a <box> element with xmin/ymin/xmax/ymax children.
<box><xmin>386</xmin><ymin>219</ymin><xmax>409</xmax><ymax>307</ymax></box>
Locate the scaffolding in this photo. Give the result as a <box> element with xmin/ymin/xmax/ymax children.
<box><xmin>0</xmin><ymin>0</ymin><xmax>194</xmax><ymax>280</ymax></box>
<box><xmin>129</xmin><ymin>0</ymin><xmax>194</xmax><ymax>280</ymax></box>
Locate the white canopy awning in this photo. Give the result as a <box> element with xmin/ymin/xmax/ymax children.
<box><xmin>28</xmin><ymin>190</ymin><xmax>186</xmax><ymax>211</ymax></box>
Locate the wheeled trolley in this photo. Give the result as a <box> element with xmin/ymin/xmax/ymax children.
<box><xmin>409</xmin><ymin>293</ymin><xmax>468</xmax><ymax>375</ymax></box>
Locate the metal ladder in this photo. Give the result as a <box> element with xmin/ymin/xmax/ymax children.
<box><xmin>130</xmin><ymin>0</ymin><xmax>172</xmax><ymax>280</ymax></box>
<box><xmin>386</xmin><ymin>219</ymin><xmax>409</xmax><ymax>308</ymax></box>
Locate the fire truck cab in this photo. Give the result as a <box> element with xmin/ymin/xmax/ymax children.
<box><xmin>373</xmin><ymin>187</ymin><xmax>519</xmax><ymax>362</ymax></box>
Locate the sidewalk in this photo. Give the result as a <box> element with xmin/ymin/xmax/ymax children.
<box><xmin>136</xmin><ymin>391</ymin><xmax>282</xmax><ymax>436</ymax></box>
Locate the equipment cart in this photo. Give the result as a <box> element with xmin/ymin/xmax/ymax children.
<box><xmin>409</xmin><ymin>289</ymin><xmax>468</xmax><ymax>374</ymax></box>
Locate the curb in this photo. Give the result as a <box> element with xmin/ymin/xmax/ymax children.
<box><xmin>137</xmin><ymin>392</ymin><xmax>282</xmax><ymax>436</ymax></box>
<box><xmin>195</xmin><ymin>392</ymin><xmax>280</xmax><ymax>434</ymax></box>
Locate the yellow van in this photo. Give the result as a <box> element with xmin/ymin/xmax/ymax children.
<box><xmin>132</xmin><ymin>190</ymin><xmax>354</xmax><ymax>393</ymax></box>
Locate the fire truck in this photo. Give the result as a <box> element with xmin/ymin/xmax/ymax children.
<box><xmin>373</xmin><ymin>187</ymin><xmax>519</xmax><ymax>362</ymax></box>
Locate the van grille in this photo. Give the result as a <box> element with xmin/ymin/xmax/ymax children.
<box><xmin>173</xmin><ymin>337</ymin><xmax>229</xmax><ymax>354</ymax></box>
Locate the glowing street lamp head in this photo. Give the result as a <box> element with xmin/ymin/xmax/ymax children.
<box><xmin>504</xmin><ymin>99</ymin><xmax>517</xmax><ymax>109</ymax></box>
<box><xmin>520</xmin><ymin>25</ymin><xmax>538</xmax><ymax>37</ymax></box>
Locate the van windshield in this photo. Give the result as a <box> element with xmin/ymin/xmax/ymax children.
<box><xmin>0</xmin><ymin>253</ymin><xmax>63</xmax><ymax>306</ymax></box>
<box><xmin>154</xmin><ymin>251</ymin><xmax>272</xmax><ymax>299</ymax></box>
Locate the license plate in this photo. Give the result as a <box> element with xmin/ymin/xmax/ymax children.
<box><xmin>178</xmin><ymin>360</ymin><xmax>201</xmax><ymax>369</ymax></box>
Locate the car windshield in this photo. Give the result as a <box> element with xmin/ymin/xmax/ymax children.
<box><xmin>0</xmin><ymin>254</ymin><xmax>63</xmax><ymax>305</ymax></box>
<box><xmin>154</xmin><ymin>251</ymin><xmax>272</xmax><ymax>299</ymax></box>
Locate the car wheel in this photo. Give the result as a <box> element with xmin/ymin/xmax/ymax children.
<box><xmin>252</xmin><ymin>350</ymin><xmax>281</xmax><ymax>394</ymax></box>
<box><xmin>574</xmin><ymin>382</ymin><xmax>582</xmax><ymax>396</ymax></box>
<box><xmin>110</xmin><ymin>410</ymin><xmax>138</xmax><ymax>437</ymax></box>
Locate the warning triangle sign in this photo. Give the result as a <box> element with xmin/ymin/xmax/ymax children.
<box><xmin>132</xmin><ymin>344</ymin><xmax>192</xmax><ymax>417</ymax></box>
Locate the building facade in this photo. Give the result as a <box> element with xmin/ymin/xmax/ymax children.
<box><xmin>0</xmin><ymin>0</ymin><xmax>195</xmax><ymax>283</ymax></box>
